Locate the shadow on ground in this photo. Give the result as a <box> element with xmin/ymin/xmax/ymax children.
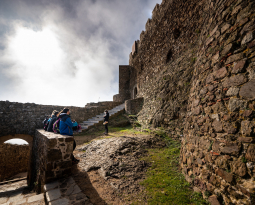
<box><xmin>71</xmin><ymin>164</ymin><xmax>121</xmax><ymax>205</ymax></box>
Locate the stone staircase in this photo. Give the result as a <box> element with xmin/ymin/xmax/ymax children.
<box><xmin>79</xmin><ymin>103</ymin><xmax>125</xmax><ymax>132</ymax></box>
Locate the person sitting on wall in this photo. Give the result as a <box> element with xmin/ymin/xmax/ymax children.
<box><xmin>103</xmin><ymin>110</ymin><xmax>109</xmax><ymax>135</ymax></box>
<box><xmin>59</xmin><ymin>108</ymin><xmax>79</xmax><ymax>164</ymax></box>
<box><xmin>72</xmin><ymin>119</ymin><xmax>78</xmax><ymax>131</ymax></box>
<box><xmin>72</xmin><ymin>119</ymin><xmax>82</xmax><ymax>132</ymax></box>
<box><xmin>47</xmin><ymin>110</ymin><xmax>59</xmax><ymax>132</ymax></box>
<box><xmin>43</xmin><ymin>115</ymin><xmax>51</xmax><ymax>131</ymax></box>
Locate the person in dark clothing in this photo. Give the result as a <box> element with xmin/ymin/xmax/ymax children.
<box><xmin>103</xmin><ymin>110</ymin><xmax>109</xmax><ymax>135</ymax></box>
<box><xmin>72</xmin><ymin>120</ymin><xmax>78</xmax><ymax>131</ymax></box>
<box><xmin>59</xmin><ymin>108</ymin><xmax>79</xmax><ymax>164</ymax></box>
<box><xmin>47</xmin><ymin>110</ymin><xmax>59</xmax><ymax>132</ymax></box>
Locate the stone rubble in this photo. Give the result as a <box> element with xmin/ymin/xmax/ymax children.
<box><xmin>76</xmin><ymin>135</ymin><xmax>163</xmax><ymax>193</ymax></box>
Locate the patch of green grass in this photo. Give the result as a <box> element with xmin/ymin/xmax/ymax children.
<box><xmin>242</xmin><ymin>157</ymin><xmax>247</xmax><ymax>163</ymax></box>
<box><xmin>191</xmin><ymin>57</ymin><xmax>197</xmax><ymax>64</ymax></box>
<box><xmin>140</xmin><ymin>136</ymin><xmax>208</xmax><ymax>205</ymax></box>
<box><xmin>195</xmin><ymin>29</ymin><xmax>201</xmax><ymax>34</ymax></box>
<box><xmin>208</xmin><ymin>141</ymin><xmax>213</xmax><ymax>151</ymax></box>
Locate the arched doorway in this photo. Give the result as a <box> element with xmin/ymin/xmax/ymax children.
<box><xmin>0</xmin><ymin>134</ymin><xmax>33</xmax><ymax>183</ymax></box>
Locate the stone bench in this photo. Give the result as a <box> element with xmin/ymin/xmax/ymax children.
<box><xmin>31</xmin><ymin>129</ymin><xmax>74</xmax><ymax>192</ymax></box>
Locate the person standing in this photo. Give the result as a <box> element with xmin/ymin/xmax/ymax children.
<box><xmin>103</xmin><ymin>110</ymin><xmax>109</xmax><ymax>135</ymax></box>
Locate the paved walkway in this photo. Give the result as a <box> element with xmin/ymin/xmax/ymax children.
<box><xmin>0</xmin><ymin>179</ymin><xmax>45</xmax><ymax>205</ymax></box>
<box><xmin>0</xmin><ymin>177</ymin><xmax>92</xmax><ymax>205</ymax></box>
<box><xmin>44</xmin><ymin>177</ymin><xmax>93</xmax><ymax>205</ymax></box>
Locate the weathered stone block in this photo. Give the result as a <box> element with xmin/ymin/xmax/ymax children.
<box><xmin>221</xmin><ymin>143</ymin><xmax>240</xmax><ymax>156</ymax></box>
<box><xmin>215</xmin><ymin>156</ymin><xmax>229</xmax><ymax>169</ymax></box>
<box><xmin>212</xmin><ymin>120</ymin><xmax>223</xmax><ymax>132</ymax></box>
<box><xmin>239</xmin><ymin>79</ymin><xmax>255</xmax><ymax>100</ymax></box>
<box><xmin>206</xmin><ymin>73</ymin><xmax>215</xmax><ymax>84</ymax></box>
<box><xmin>221</xmin><ymin>23</ymin><xmax>230</xmax><ymax>34</ymax></box>
<box><xmin>225</xmin><ymin>53</ymin><xmax>244</xmax><ymax>65</ymax></box>
<box><xmin>241</xmin><ymin>120</ymin><xmax>254</xmax><ymax>136</ymax></box>
<box><xmin>192</xmin><ymin>107</ymin><xmax>201</xmax><ymax>115</ymax></box>
<box><xmin>215</xmin><ymin>168</ymin><xmax>233</xmax><ymax>183</ymax></box>
<box><xmin>208</xmin><ymin>195</ymin><xmax>221</xmax><ymax>205</ymax></box>
<box><xmin>47</xmin><ymin>138</ymin><xmax>57</xmax><ymax>149</ymax></box>
<box><xmin>223</xmin><ymin>74</ymin><xmax>247</xmax><ymax>88</ymax></box>
<box><xmin>248</xmin><ymin>40</ymin><xmax>255</xmax><ymax>48</ymax></box>
<box><xmin>241</xmin><ymin>31</ymin><xmax>254</xmax><ymax>45</ymax></box>
<box><xmin>65</xmin><ymin>137</ymin><xmax>74</xmax><ymax>142</ymax></box>
<box><xmin>226</xmin><ymin>87</ymin><xmax>239</xmax><ymax>96</ymax></box>
<box><xmin>221</xmin><ymin>43</ymin><xmax>233</xmax><ymax>56</ymax></box>
<box><xmin>243</xmin><ymin>110</ymin><xmax>253</xmax><ymax>117</ymax></box>
<box><xmin>228</xmin><ymin>98</ymin><xmax>247</xmax><ymax>112</ymax></box>
<box><xmin>245</xmin><ymin>144</ymin><xmax>255</xmax><ymax>162</ymax></box>
<box><xmin>47</xmin><ymin>149</ymin><xmax>63</xmax><ymax>162</ymax></box>
<box><xmin>232</xmin><ymin>60</ymin><xmax>246</xmax><ymax>74</ymax></box>
<box><xmin>231</xmin><ymin>160</ymin><xmax>247</xmax><ymax>177</ymax></box>
<box><xmin>215</xmin><ymin>67</ymin><xmax>227</xmax><ymax>79</ymax></box>
<box><xmin>223</xmin><ymin>122</ymin><xmax>238</xmax><ymax>134</ymax></box>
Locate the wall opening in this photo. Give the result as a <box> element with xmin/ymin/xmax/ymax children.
<box><xmin>0</xmin><ymin>135</ymin><xmax>33</xmax><ymax>184</ymax></box>
<box><xmin>133</xmin><ymin>86</ymin><xmax>138</xmax><ymax>99</ymax></box>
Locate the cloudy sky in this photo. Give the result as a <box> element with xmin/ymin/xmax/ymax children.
<box><xmin>0</xmin><ymin>0</ymin><xmax>161</xmax><ymax>107</ymax></box>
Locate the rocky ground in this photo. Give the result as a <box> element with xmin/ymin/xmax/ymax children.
<box><xmin>72</xmin><ymin>134</ymin><xmax>165</xmax><ymax>205</ymax></box>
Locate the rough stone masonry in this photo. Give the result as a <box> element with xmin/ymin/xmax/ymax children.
<box><xmin>113</xmin><ymin>0</ymin><xmax>255</xmax><ymax>204</ymax></box>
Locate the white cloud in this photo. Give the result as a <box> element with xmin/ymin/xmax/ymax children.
<box><xmin>0</xmin><ymin>0</ymin><xmax>161</xmax><ymax>106</ymax></box>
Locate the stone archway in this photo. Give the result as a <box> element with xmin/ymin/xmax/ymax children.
<box><xmin>0</xmin><ymin>134</ymin><xmax>33</xmax><ymax>184</ymax></box>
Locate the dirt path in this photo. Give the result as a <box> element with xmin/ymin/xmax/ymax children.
<box><xmin>72</xmin><ymin>162</ymin><xmax>122</xmax><ymax>205</ymax></box>
<box><xmin>71</xmin><ymin>134</ymin><xmax>164</xmax><ymax>205</ymax></box>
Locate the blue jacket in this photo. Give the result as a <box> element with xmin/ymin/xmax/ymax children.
<box><xmin>59</xmin><ymin>114</ymin><xmax>73</xmax><ymax>136</ymax></box>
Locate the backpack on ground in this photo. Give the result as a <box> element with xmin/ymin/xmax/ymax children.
<box><xmin>53</xmin><ymin>118</ymin><xmax>61</xmax><ymax>133</ymax></box>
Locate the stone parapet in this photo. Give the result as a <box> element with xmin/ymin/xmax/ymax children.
<box><xmin>0</xmin><ymin>100</ymin><xmax>122</xmax><ymax>138</ymax></box>
<box><xmin>0</xmin><ymin>101</ymin><xmax>86</xmax><ymax>137</ymax></box>
<box><xmin>125</xmin><ymin>98</ymin><xmax>144</xmax><ymax>115</ymax></box>
<box><xmin>31</xmin><ymin>130</ymin><xmax>74</xmax><ymax>192</ymax></box>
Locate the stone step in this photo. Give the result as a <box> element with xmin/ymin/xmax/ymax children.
<box><xmin>79</xmin><ymin>103</ymin><xmax>125</xmax><ymax>133</ymax></box>
<box><xmin>89</xmin><ymin>117</ymin><xmax>104</xmax><ymax>121</ymax></box>
<box><xmin>83</xmin><ymin>121</ymin><xmax>99</xmax><ymax>124</ymax></box>
<box><xmin>81</xmin><ymin>126</ymin><xmax>89</xmax><ymax>129</ymax></box>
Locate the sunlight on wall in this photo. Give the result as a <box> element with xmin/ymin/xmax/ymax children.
<box><xmin>4</xmin><ymin>138</ymin><xmax>29</xmax><ymax>145</ymax></box>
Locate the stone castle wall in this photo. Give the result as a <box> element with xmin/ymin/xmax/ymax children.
<box><xmin>125</xmin><ymin>98</ymin><xmax>144</xmax><ymax>115</ymax></box>
<box><xmin>0</xmin><ymin>143</ymin><xmax>30</xmax><ymax>182</ymax></box>
<box><xmin>0</xmin><ymin>101</ymin><xmax>121</xmax><ymax>137</ymax></box>
<box><xmin>113</xmin><ymin>66</ymin><xmax>137</xmax><ymax>102</ymax></box>
<box><xmin>84</xmin><ymin>101</ymin><xmax>122</xmax><ymax>119</ymax></box>
<box><xmin>129</xmin><ymin>0</ymin><xmax>255</xmax><ymax>204</ymax></box>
